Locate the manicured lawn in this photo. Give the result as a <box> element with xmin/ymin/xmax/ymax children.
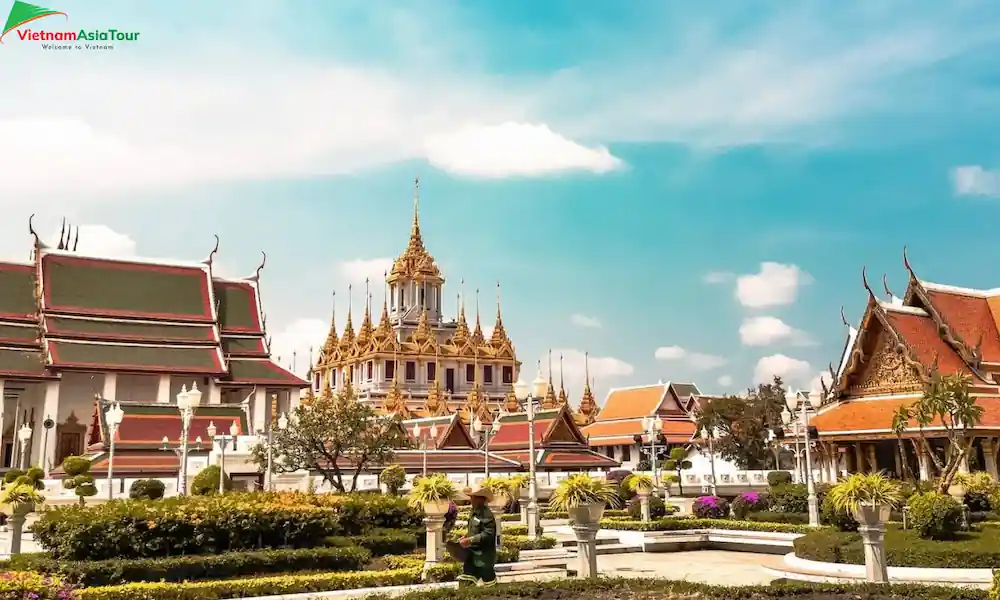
<box><xmin>794</xmin><ymin>524</ymin><xmax>1000</xmax><ymax>568</ymax></box>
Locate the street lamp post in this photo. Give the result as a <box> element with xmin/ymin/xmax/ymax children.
<box><xmin>513</xmin><ymin>368</ymin><xmax>548</xmax><ymax>541</ymax></box>
<box><xmin>412</xmin><ymin>422</ymin><xmax>439</xmax><ymax>478</ymax></box>
<box><xmin>700</xmin><ymin>427</ymin><xmax>718</xmax><ymax>496</ymax></box>
<box><xmin>783</xmin><ymin>391</ymin><xmax>823</xmax><ymax>527</ymax></box>
<box><xmin>207</xmin><ymin>420</ymin><xmax>240</xmax><ymax>495</ymax></box>
<box><xmin>175</xmin><ymin>382</ymin><xmax>203</xmax><ymax>496</ymax></box>
<box><xmin>264</xmin><ymin>411</ymin><xmax>288</xmax><ymax>491</ymax></box>
<box><xmin>642</xmin><ymin>417</ymin><xmax>663</xmax><ymax>490</ymax></box>
<box><xmin>105</xmin><ymin>402</ymin><xmax>124</xmax><ymax>501</ymax></box>
<box><xmin>16</xmin><ymin>424</ymin><xmax>31</xmax><ymax>470</ymax></box>
<box><xmin>473</xmin><ymin>416</ymin><xmax>501</xmax><ymax>479</ymax></box>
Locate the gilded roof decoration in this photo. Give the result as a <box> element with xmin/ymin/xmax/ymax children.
<box><xmin>388</xmin><ymin>178</ymin><xmax>443</xmax><ymax>284</ymax></box>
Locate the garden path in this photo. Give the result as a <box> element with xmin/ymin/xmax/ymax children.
<box><xmin>594</xmin><ymin>550</ymin><xmax>777</xmax><ymax>585</ymax></box>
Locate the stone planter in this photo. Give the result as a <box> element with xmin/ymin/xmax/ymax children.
<box><xmin>637</xmin><ymin>491</ymin><xmax>651</xmax><ymax>522</ymax></box>
<box><xmin>2</xmin><ymin>502</ymin><xmax>35</xmax><ymax>556</ymax></box>
<box><xmin>569</xmin><ymin>501</ymin><xmax>604</xmax><ymax>579</ymax></box>
<box><xmin>851</xmin><ymin>503</ymin><xmax>890</xmax><ymax>583</ymax></box>
<box><xmin>422</xmin><ymin>499</ymin><xmax>451</xmax><ymax>517</ymax></box>
<box><xmin>948</xmin><ymin>484</ymin><xmax>966</xmax><ymax>502</ymax></box>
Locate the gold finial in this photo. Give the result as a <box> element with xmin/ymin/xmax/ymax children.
<box><xmin>471</xmin><ymin>287</ymin><xmax>484</xmax><ymax>344</ymax></box>
<box><xmin>413</xmin><ymin>176</ymin><xmax>420</xmax><ymax>226</ymax></box>
<box><xmin>548</xmin><ymin>350</ymin><xmax>554</xmax><ymax>385</ymax></box>
<box><xmin>543</xmin><ymin>350</ymin><xmax>557</xmax><ymax>409</ymax></box>
<box><xmin>585</xmin><ymin>351</ymin><xmax>590</xmax><ymax>382</ymax></box>
<box><xmin>347</xmin><ymin>284</ymin><xmax>353</xmax><ymax>327</ymax></box>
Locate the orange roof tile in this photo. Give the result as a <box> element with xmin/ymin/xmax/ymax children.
<box><xmin>925</xmin><ymin>290</ymin><xmax>1000</xmax><ymax>363</ymax></box>
<box><xmin>883</xmin><ymin>310</ymin><xmax>984</xmax><ymax>381</ymax></box>
<box><xmin>587</xmin><ymin>436</ymin><xmax>636</xmax><ymax>447</ymax></box>
<box><xmin>811</xmin><ymin>396</ymin><xmax>1000</xmax><ymax>433</ymax></box>
<box><xmin>584</xmin><ymin>417</ymin><xmax>695</xmax><ymax>441</ymax></box>
<box><xmin>598</xmin><ymin>385</ymin><xmax>665</xmax><ymax>420</ymax></box>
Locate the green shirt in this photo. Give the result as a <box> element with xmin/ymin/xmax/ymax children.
<box><xmin>465</xmin><ymin>504</ymin><xmax>498</xmax><ymax>566</ymax></box>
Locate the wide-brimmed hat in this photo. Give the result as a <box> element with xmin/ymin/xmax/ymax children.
<box><xmin>465</xmin><ymin>485</ymin><xmax>494</xmax><ymax>501</ymax></box>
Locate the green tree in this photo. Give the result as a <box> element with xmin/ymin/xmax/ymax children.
<box><xmin>895</xmin><ymin>372</ymin><xmax>983</xmax><ymax>494</ymax></box>
<box><xmin>694</xmin><ymin>376</ymin><xmax>787</xmax><ymax>470</ymax></box>
<box><xmin>60</xmin><ymin>456</ymin><xmax>97</xmax><ymax>506</ymax></box>
<box><xmin>251</xmin><ymin>388</ymin><xmax>410</xmax><ymax>492</ymax></box>
<box><xmin>191</xmin><ymin>464</ymin><xmax>233</xmax><ymax>496</ymax></box>
<box><xmin>380</xmin><ymin>464</ymin><xmax>406</xmax><ymax>495</ymax></box>
<box><xmin>663</xmin><ymin>447</ymin><xmax>693</xmax><ymax>495</ymax></box>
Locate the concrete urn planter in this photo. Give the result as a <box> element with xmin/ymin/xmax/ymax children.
<box><xmin>422</xmin><ymin>500</ymin><xmax>451</xmax><ymax>517</ymax></box>
<box><xmin>851</xmin><ymin>503</ymin><xmax>891</xmax><ymax>527</ymax></box>
<box><xmin>851</xmin><ymin>503</ymin><xmax>890</xmax><ymax>583</ymax></box>
<box><xmin>567</xmin><ymin>501</ymin><xmax>605</xmax><ymax>526</ymax></box>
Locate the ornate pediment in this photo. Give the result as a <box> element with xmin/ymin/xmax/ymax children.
<box><xmin>846</xmin><ymin>330</ymin><xmax>923</xmax><ymax>397</ymax></box>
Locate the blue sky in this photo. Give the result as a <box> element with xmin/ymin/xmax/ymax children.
<box><xmin>2</xmin><ymin>0</ymin><xmax>1000</xmax><ymax>404</ymax></box>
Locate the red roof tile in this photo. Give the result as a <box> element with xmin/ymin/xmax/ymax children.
<box><xmin>883</xmin><ymin>310</ymin><xmax>985</xmax><ymax>382</ymax></box>
<box><xmin>811</xmin><ymin>396</ymin><xmax>1000</xmax><ymax>433</ymax></box>
<box><xmin>924</xmin><ymin>290</ymin><xmax>1000</xmax><ymax>363</ymax></box>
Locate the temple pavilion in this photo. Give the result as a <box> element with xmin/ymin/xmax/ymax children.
<box><xmin>0</xmin><ymin>219</ymin><xmax>308</xmax><ymax>479</ymax></box>
<box><xmin>808</xmin><ymin>250</ymin><xmax>1000</xmax><ymax>481</ymax></box>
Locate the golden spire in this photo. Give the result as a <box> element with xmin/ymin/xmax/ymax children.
<box><xmin>504</xmin><ymin>352</ymin><xmax>520</xmax><ymax>412</ymax></box>
<box><xmin>471</xmin><ymin>287</ymin><xmax>485</xmax><ymax>345</ymax></box>
<box><xmin>557</xmin><ymin>352</ymin><xmax>568</xmax><ymax>406</ymax></box>
<box><xmin>490</xmin><ymin>281</ymin><xmax>510</xmax><ymax>348</ymax></box>
<box><xmin>374</xmin><ymin>272</ymin><xmax>392</xmax><ymax>340</ymax></box>
<box><xmin>388</xmin><ymin>177</ymin><xmax>443</xmax><ymax>284</ymax></box>
<box><xmin>424</xmin><ymin>347</ymin><xmax>449</xmax><ymax>416</ymax></box>
<box><xmin>384</xmin><ymin>346</ymin><xmax>404</xmax><ymax>414</ymax></box>
<box><xmin>321</xmin><ymin>291</ymin><xmax>339</xmax><ymax>364</ymax></box>
<box><xmin>452</xmin><ymin>284</ymin><xmax>470</xmax><ymax>346</ymax></box>
<box><xmin>576</xmin><ymin>352</ymin><xmax>598</xmax><ymax>425</ymax></box>
<box><xmin>413</xmin><ymin>307</ymin><xmax>433</xmax><ymax>344</ymax></box>
<box><xmin>462</xmin><ymin>347</ymin><xmax>483</xmax><ymax>425</ymax></box>
<box><xmin>356</xmin><ymin>279</ymin><xmax>374</xmax><ymax>346</ymax></box>
<box><xmin>542</xmin><ymin>349</ymin><xmax>557</xmax><ymax>409</ymax></box>
<box><xmin>340</xmin><ymin>285</ymin><xmax>356</xmax><ymax>351</ymax></box>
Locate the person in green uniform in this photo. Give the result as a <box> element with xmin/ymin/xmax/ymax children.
<box><xmin>457</xmin><ymin>485</ymin><xmax>498</xmax><ymax>587</ymax></box>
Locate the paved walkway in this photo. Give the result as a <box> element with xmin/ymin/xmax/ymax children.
<box><xmin>593</xmin><ymin>551</ymin><xmax>776</xmax><ymax>586</ymax></box>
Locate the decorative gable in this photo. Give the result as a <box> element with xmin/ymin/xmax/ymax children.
<box><xmin>846</xmin><ymin>329</ymin><xmax>923</xmax><ymax>398</ymax></box>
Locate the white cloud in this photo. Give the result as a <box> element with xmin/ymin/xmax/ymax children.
<box><xmin>716</xmin><ymin>374</ymin><xmax>733</xmax><ymax>388</ymax></box>
<box><xmin>753</xmin><ymin>354</ymin><xmax>812</xmax><ymax>386</ymax></box>
<box><xmin>654</xmin><ymin>346</ymin><xmax>686</xmax><ymax>360</ymax></box>
<box><xmin>809</xmin><ymin>371</ymin><xmax>835</xmax><ymax>395</ymax></box>
<box><xmin>653</xmin><ymin>346</ymin><xmax>727</xmax><ymax>371</ymax></box>
<box><xmin>50</xmin><ymin>224</ymin><xmax>137</xmax><ymax>258</ymax></box>
<box><xmin>702</xmin><ymin>271</ymin><xmax>733</xmax><ymax>285</ymax></box>
<box><xmin>570</xmin><ymin>313</ymin><xmax>602</xmax><ymax>328</ymax></box>
<box><xmin>424</xmin><ymin>123</ymin><xmax>623</xmax><ymax>178</ymax></box>
<box><xmin>270</xmin><ymin>318</ymin><xmax>329</xmax><ymax>377</ymax></box>
<box><xmin>739</xmin><ymin>316</ymin><xmax>814</xmax><ymax>347</ymax></box>
<box><xmin>952</xmin><ymin>165</ymin><xmax>1000</xmax><ymax>197</ymax></box>
<box><xmin>339</xmin><ymin>258</ymin><xmax>394</xmax><ymax>284</ymax></box>
<box><xmin>549</xmin><ymin>348</ymin><xmax>634</xmax><ymax>381</ymax></box>
<box><xmin>735</xmin><ymin>262</ymin><xmax>812</xmax><ymax>308</ymax></box>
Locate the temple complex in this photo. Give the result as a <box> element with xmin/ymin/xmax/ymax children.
<box><xmin>310</xmin><ymin>179</ymin><xmax>598</xmax><ymax>426</ymax></box>
<box><xmin>808</xmin><ymin>250</ymin><xmax>1000</xmax><ymax>481</ymax></box>
<box><xmin>0</xmin><ymin>219</ymin><xmax>308</xmax><ymax>477</ymax></box>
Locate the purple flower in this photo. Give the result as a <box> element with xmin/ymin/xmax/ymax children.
<box><xmin>741</xmin><ymin>491</ymin><xmax>760</xmax><ymax>504</ymax></box>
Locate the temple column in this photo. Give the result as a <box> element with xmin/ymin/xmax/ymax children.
<box><xmin>918</xmin><ymin>444</ymin><xmax>931</xmax><ymax>481</ymax></box>
<box><xmin>207</xmin><ymin>379</ymin><xmax>221</xmax><ymax>405</ymax></box>
<box><xmin>958</xmin><ymin>445</ymin><xmax>970</xmax><ymax>474</ymax></box>
<box><xmin>854</xmin><ymin>444</ymin><xmax>865</xmax><ymax>474</ymax></box>
<box><xmin>41</xmin><ymin>380</ymin><xmax>60</xmax><ymax>475</ymax></box>
<box><xmin>253</xmin><ymin>387</ymin><xmax>268</xmax><ymax>434</ymax></box>
<box><xmin>830</xmin><ymin>445</ymin><xmax>841</xmax><ymax>481</ymax></box>
<box><xmin>0</xmin><ymin>378</ymin><xmax>5</xmax><ymax>469</ymax></box>
<box><xmin>893</xmin><ymin>445</ymin><xmax>902</xmax><ymax>478</ymax></box>
<box><xmin>102</xmin><ymin>373</ymin><xmax>117</xmax><ymax>402</ymax></box>
<box><xmin>866</xmin><ymin>445</ymin><xmax>877</xmax><ymax>473</ymax></box>
<box><xmin>984</xmin><ymin>438</ymin><xmax>998</xmax><ymax>478</ymax></box>
<box><xmin>156</xmin><ymin>375</ymin><xmax>171</xmax><ymax>403</ymax></box>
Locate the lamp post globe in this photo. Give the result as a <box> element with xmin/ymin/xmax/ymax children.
<box><xmin>206</xmin><ymin>420</ymin><xmax>217</xmax><ymax>439</ymax></box>
<box><xmin>187</xmin><ymin>382</ymin><xmax>203</xmax><ymax>408</ymax></box>
<box><xmin>531</xmin><ymin>373</ymin><xmax>547</xmax><ymax>400</ymax></box>
<box><xmin>229</xmin><ymin>420</ymin><xmax>239</xmax><ymax>437</ymax></box>
<box><xmin>513</xmin><ymin>378</ymin><xmax>530</xmax><ymax>402</ymax></box>
<box><xmin>277</xmin><ymin>412</ymin><xmax>289</xmax><ymax>430</ymax></box>
<box><xmin>785</xmin><ymin>392</ymin><xmax>798</xmax><ymax>411</ymax></box>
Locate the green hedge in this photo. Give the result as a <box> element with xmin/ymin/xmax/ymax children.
<box><xmin>506</xmin><ymin>535</ymin><xmax>558</xmax><ymax>551</ymax></box>
<box><xmin>4</xmin><ymin>545</ymin><xmax>371</xmax><ymax>587</ymax></box>
<box><xmin>600</xmin><ymin>517</ymin><xmax>818</xmax><ymax>534</ymax></box>
<box><xmin>794</xmin><ymin>525</ymin><xmax>1000</xmax><ymax>568</ymax></box>
<box><xmin>745</xmin><ymin>511</ymin><xmax>810</xmax><ymax>525</ymax></box>
<box><xmin>78</xmin><ymin>567</ymin><xmax>424</xmax><ymax>600</ymax></box>
<box><xmin>326</xmin><ymin>529</ymin><xmax>420</xmax><ymax>556</ymax></box>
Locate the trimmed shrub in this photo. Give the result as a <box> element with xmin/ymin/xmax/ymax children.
<box><xmin>190</xmin><ymin>465</ymin><xmax>232</xmax><ymax>496</ymax></box>
<box><xmin>600</xmin><ymin>516</ymin><xmax>816</xmax><ymax>534</ymax></box>
<box><xmin>821</xmin><ymin>493</ymin><xmax>858</xmax><ymax>532</ymax></box>
<box><xmin>331</xmin><ymin>493</ymin><xmax>423</xmax><ymax>534</ymax></box>
<box><xmin>795</xmin><ymin>524</ymin><xmax>1000</xmax><ymax>568</ymax></box>
<box><xmin>692</xmin><ymin>496</ymin><xmax>729</xmax><ymax>519</ymax></box>
<box><xmin>326</xmin><ymin>529</ymin><xmax>419</xmax><ymax>557</ymax></box>
<box><xmin>767</xmin><ymin>471</ymin><xmax>793</xmax><ymax>487</ymax></box>
<box><xmin>745</xmin><ymin>511</ymin><xmax>810</xmax><ymax>525</ymax></box>
<box><xmin>0</xmin><ymin>571</ymin><xmax>76</xmax><ymax>599</ymax></box>
<box><xmin>7</xmin><ymin>546</ymin><xmax>371</xmax><ymax>587</ymax></box>
<box><xmin>908</xmin><ymin>492</ymin><xmax>963</xmax><ymax>540</ymax></box>
<box><xmin>768</xmin><ymin>482</ymin><xmax>831</xmax><ymax>514</ymax></box>
<box><xmin>380</xmin><ymin>465</ymin><xmax>406</xmax><ymax>496</ymax></box>
<box><xmin>61</xmin><ymin>456</ymin><xmax>97</xmax><ymax>506</ymax></box>
<box><xmin>129</xmin><ymin>479</ymin><xmax>166</xmax><ymax>501</ymax></box>
<box><xmin>731</xmin><ymin>491</ymin><xmax>768</xmax><ymax>519</ymax></box>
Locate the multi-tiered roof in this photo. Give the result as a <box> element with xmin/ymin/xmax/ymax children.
<box><xmin>583</xmin><ymin>381</ymin><xmax>700</xmax><ymax>448</ymax></box>
<box><xmin>0</xmin><ymin>219</ymin><xmax>306</xmax><ymax>388</ymax></box>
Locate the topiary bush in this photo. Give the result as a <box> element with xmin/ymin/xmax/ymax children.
<box><xmin>61</xmin><ymin>456</ymin><xmax>97</xmax><ymax>506</ymax></box>
<box><xmin>820</xmin><ymin>492</ymin><xmax>858</xmax><ymax>531</ymax></box>
<box><xmin>907</xmin><ymin>492</ymin><xmax>963</xmax><ymax>540</ymax></box>
<box><xmin>129</xmin><ymin>479</ymin><xmax>166</xmax><ymax>501</ymax></box>
<box><xmin>692</xmin><ymin>495</ymin><xmax>729</xmax><ymax>519</ymax></box>
<box><xmin>380</xmin><ymin>465</ymin><xmax>406</xmax><ymax>496</ymax></box>
<box><xmin>731</xmin><ymin>491</ymin><xmax>768</xmax><ymax>519</ymax></box>
<box><xmin>191</xmin><ymin>465</ymin><xmax>232</xmax><ymax>496</ymax></box>
<box><xmin>767</xmin><ymin>471</ymin><xmax>793</xmax><ymax>487</ymax></box>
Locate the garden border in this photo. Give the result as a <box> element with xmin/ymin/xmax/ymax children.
<box><xmin>763</xmin><ymin>553</ymin><xmax>994</xmax><ymax>589</ymax></box>
<box><xmin>554</xmin><ymin>526</ymin><xmax>803</xmax><ymax>555</ymax></box>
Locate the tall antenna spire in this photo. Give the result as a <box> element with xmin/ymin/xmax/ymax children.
<box><xmin>560</xmin><ymin>353</ymin><xmax>565</xmax><ymax>390</ymax></box>
<box><xmin>365</xmin><ymin>278</ymin><xmax>371</xmax><ymax>313</ymax></box>
<box><xmin>585</xmin><ymin>351</ymin><xmax>590</xmax><ymax>383</ymax></box>
<box><xmin>548</xmin><ymin>349</ymin><xmax>553</xmax><ymax>385</ymax></box>
<box><xmin>331</xmin><ymin>290</ymin><xmax>337</xmax><ymax>324</ymax></box>
<box><xmin>347</xmin><ymin>284</ymin><xmax>353</xmax><ymax>328</ymax></box>
<box><xmin>413</xmin><ymin>176</ymin><xmax>420</xmax><ymax>225</ymax></box>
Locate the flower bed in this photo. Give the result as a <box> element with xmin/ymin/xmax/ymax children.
<box><xmin>0</xmin><ymin>571</ymin><xmax>76</xmax><ymax>600</ymax></box>
<box><xmin>600</xmin><ymin>517</ymin><xmax>818</xmax><ymax>534</ymax></box>
<box><xmin>31</xmin><ymin>491</ymin><xmax>421</xmax><ymax>561</ymax></box>
<box><xmin>794</xmin><ymin>524</ymin><xmax>1000</xmax><ymax>569</ymax></box>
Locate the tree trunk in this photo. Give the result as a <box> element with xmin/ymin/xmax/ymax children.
<box><xmin>896</xmin><ymin>437</ymin><xmax>914</xmax><ymax>481</ymax></box>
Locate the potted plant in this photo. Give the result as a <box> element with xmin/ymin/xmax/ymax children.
<box><xmin>408</xmin><ymin>473</ymin><xmax>458</xmax><ymax>516</ymax></box>
<box><xmin>624</xmin><ymin>473</ymin><xmax>655</xmax><ymax>521</ymax></box>
<box><xmin>549</xmin><ymin>473</ymin><xmax>620</xmax><ymax>526</ymax></box>
<box><xmin>481</xmin><ymin>477</ymin><xmax>513</xmax><ymax>513</ymax></box>
<box><xmin>828</xmin><ymin>472</ymin><xmax>902</xmax><ymax>527</ymax></box>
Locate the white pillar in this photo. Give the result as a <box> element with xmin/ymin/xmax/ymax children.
<box><xmin>984</xmin><ymin>439</ymin><xmax>998</xmax><ymax>479</ymax></box>
<box><xmin>918</xmin><ymin>445</ymin><xmax>931</xmax><ymax>481</ymax></box>
<box><xmin>207</xmin><ymin>379</ymin><xmax>221</xmax><ymax>405</ymax></box>
<box><xmin>253</xmin><ymin>387</ymin><xmax>268</xmax><ymax>433</ymax></box>
<box><xmin>41</xmin><ymin>381</ymin><xmax>60</xmax><ymax>474</ymax></box>
<box><xmin>102</xmin><ymin>372</ymin><xmax>117</xmax><ymax>401</ymax></box>
<box><xmin>156</xmin><ymin>375</ymin><xmax>171</xmax><ymax>403</ymax></box>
